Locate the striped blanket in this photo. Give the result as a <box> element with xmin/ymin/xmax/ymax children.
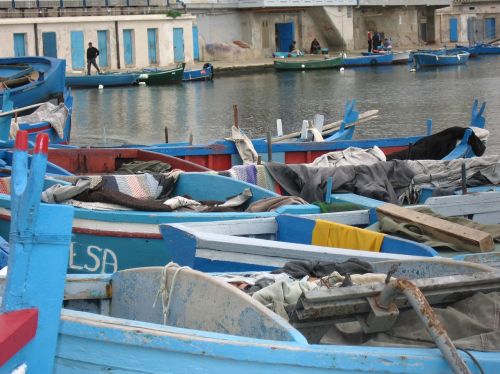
<box><xmin>219</xmin><ymin>164</ymin><xmax>277</xmax><ymax>192</ymax></box>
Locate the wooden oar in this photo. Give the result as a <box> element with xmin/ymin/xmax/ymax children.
<box><xmin>272</xmin><ymin>109</ymin><xmax>379</xmax><ymax>143</ymax></box>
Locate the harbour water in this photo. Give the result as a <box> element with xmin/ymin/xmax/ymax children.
<box><xmin>72</xmin><ymin>56</ymin><xmax>500</xmax><ymax>154</ymax></box>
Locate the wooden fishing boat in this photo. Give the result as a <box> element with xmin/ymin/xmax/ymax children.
<box><xmin>274</xmin><ymin>56</ymin><xmax>343</xmax><ymax>70</ymax></box>
<box><xmin>45</xmin><ymin>147</ymin><xmax>212</xmax><ymax>174</ymax></box>
<box><xmin>342</xmin><ymin>53</ymin><xmax>393</xmax><ymax>67</ymax></box>
<box><xmin>138</xmin><ymin>64</ymin><xmax>184</xmax><ymax>85</ymax></box>
<box><xmin>11</xmin><ymin>259</ymin><xmax>497</xmax><ymax>373</ymax></box>
<box><xmin>0</xmin><ymin>57</ymin><xmax>66</xmax><ymax>110</ymax></box>
<box><xmin>183</xmin><ymin>64</ymin><xmax>214</xmax><ymax>81</ymax></box>
<box><xmin>0</xmin><ymin>172</ymin><xmax>318</xmax><ymax>274</ymax></box>
<box><xmin>272</xmin><ymin>51</ymin><xmax>301</xmax><ymax>58</ymax></box>
<box><xmin>65</xmin><ymin>72</ymin><xmax>139</xmax><ymax>88</ymax></box>
<box><xmin>476</xmin><ymin>43</ymin><xmax>500</xmax><ymax>55</ymax></box>
<box><xmin>362</xmin><ymin>51</ymin><xmax>409</xmax><ymax>64</ymax></box>
<box><xmin>450</xmin><ymin>45</ymin><xmax>480</xmax><ymax>57</ymax></box>
<box><xmin>161</xmin><ymin>189</ymin><xmax>500</xmax><ymax>273</ymax></box>
<box><xmin>413</xmin><ymin>51</ymin><xmax>470</xmax><ymax>68</ymax></box>
<box><xmin>0</xmin><ymin>131</ymin><xmax>74</xmax><ymax>373</ymax></box>
<box><xmin>0</xmin><ymin>87</ymin><xmax>73</xmax><ymax>146</ymax></box>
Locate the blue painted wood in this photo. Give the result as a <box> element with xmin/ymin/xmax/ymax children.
<box><xmin>342</xmin><ymin>53</ymin><xmax>393</xmax><ymax>67</ymax></box>
<box><xmin>147</xmin><ymin>28</ymin><xmax>158</xmax><ymax>65</ymax></box>
<box><xmin>277</xmin><ymin>22</ymin><xmax>294</xmax><ymax>52</ymax></box>
<box><xmin>413</xmin><ymin>51</ymin><xmax>470</xmax><ymax>68</ymax></box>
<box><xmin>470</xmin><ymin>99</ymin><xmax>486</xmax><ymax>128</ymax></box>
<box><xmin>1</xmin><ymin>131</ymin><xmax>74</xmax><ymax>373</ymax></box>
<box><xmin>449</xmin><ymin>18</ymin><xmax>458</xmax><ymax>42</ymax></box>
<box><xmin>42</xmin><ymin>32</ymin><xmax>57</xmax><ymax>58</ymax></box>
<box><xmin>13</xmin><ymin>33</ymin><xmax>26</xmax><ymax>57</ymax></box>
<box><xmin>0</xmin><ymin>173</ymin><xmax>319</xmax><ymax>274</ymax></box>
<box><xmin>97</xmin><ymin>30</ymin><xmax>109</xmax><ymax>68</ymax></box>
<box><xmin>476</xmin><ymin>43</ymin><xmax>500</xmax><ymax>55</ymax></box>
<box><xmin>55</xmin><ymin>305</ymin><xmax>500</xmax><ymax>373</ymax></box>
<box><xmin>485</xmin><ymin>18</ymin><xmax>496</xmax><ymax>41</ymax></box>
<box><xmin>70</xmin><ymin>31</ymin><xmax>85</xmax><ymax>70</ymax></box>
<box><xmin>182</xmin><ymin>65</ymin><xmax>213</xmax><ymax>81</ymax></box>
<box><xmin>173</xmin><ymin>28</ymin><xmax>185</xmax><ymax>62</ymax></box>
<box><xmin>0</xmin><ymin>56</ymin><xmax>66</xmax><ymax>111</ymax></box>
<box><xmin>65</xmin><ymin>72</ymin><xmax>139</xmax><ymax>87</ymax></box>
<box><xmin>192</xmin><ymin>25</ymin><xmax>199</xmax><ymax>61</ymax></box>
<box><xmin>123</xmin><ymin>29</ymin><xmax>134</xmax><ymax>66</ymax></box>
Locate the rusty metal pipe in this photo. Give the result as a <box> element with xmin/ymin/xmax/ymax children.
<box><xmin>376</xmin><ymin>279</ymin><xmax>472</xmax><ymax>374</ymax></box>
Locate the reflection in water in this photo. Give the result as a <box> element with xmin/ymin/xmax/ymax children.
<box><xmin>72</xmin><ymin>57</ymin><xmax>500</xmax><ymax>154</ymax></box>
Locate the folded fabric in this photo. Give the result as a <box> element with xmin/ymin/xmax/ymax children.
<box><xmin>246</xmin><ymin>196</ymin><xmax>308</xmax><ymax>212</ymax></box>
<box><xmin>163</xmin><ymin>196</ymin><xmax>200</xmax><ymax>210</ymax></box>
<box><xmin>271</xmin><ymin>259</ymin><xmax>374</xmax><ymax>279</ymax></box>
<box><xmin>311</xmin><ymin>146</ymin><xmax>386</xmax><ymax>168</ymax></box>
<box><xmin>312</xmin><ymin>219</ymin><xmax>385</xmax><ymax>252</ymax></box>
<box><xmin>228</xmin><ymin>126</ymin><xmax>259</xmax><ymax>165</ymax></box>
<box><xmin>117</xmin><ymin>160</ymin><xmax>172</xmax><ymax>174</ymax></box>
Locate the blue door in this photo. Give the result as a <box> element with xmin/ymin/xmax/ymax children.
<box><xmin>123</xmin><ymin>29</ymin><xmax>134</xmax><ymax>66</ymax></box>
<box><xmin>485</xmin><ymin>18</ymin><xmax>496</xmax><ymax>40</ymax></box>
<box><xmin>97</xmin><ymin>30</ymin><xmax>109</xmax><ymax>67</ymax></box>
<box><xmin>70</xmin><ymin>31</ymin><xmax>85</xmax><ymax>70</ymax></box>
<box><xmin>13</xmin><ymin>33</ymin><xmax>26</xmax><ymax>57</ymax></box>
<box><xmin>192</xmin><ymin>25</ymin><xmax>199</xmax><ymax>61</ymax></box>
<box><xmin>173</xmin><ymin>28</ymin><xmax>184</xmax><ymax>62</ymax></box>
<box><xmin>42</xmin><ymin>32</ymin><xmax>57</xmax><ymax>58</ymax></box>
<box><xmin>147</xmin><ymin>28</ymin><xmax>158</xmax><ymax>65</ymax></box>
<box><xmin>449</xmin><ymin>18</ymin><xmax>458</xmax><ymax>42</ymax></box>
<box><xmin>276</xmin><ymin>22</ymin><xmax>294</xmax><ymax>52</ymax></box>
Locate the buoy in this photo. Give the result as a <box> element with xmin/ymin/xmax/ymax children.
<box><xmin>98</xmin><ymin>84</ymin><xmax>104</xmax><ymax>90</ymax></box>
<box><xmin>301</xmin><ymin>64</ymin><xmax>305</xmax><ymax>68</ymax></box>
<box><xmin>340</xmin><ymin>67</ymin><xmax>345</xmax><ymax>72</ymax></box>
<box><xmin>410</xmin><ymin>68</ymin><xmax>416</xmax><ymax>72</ymax></box>
<box><xmin>138</xmin><ymin>81</ymin><xmax>146</xmax><ymax>86</ymax></box>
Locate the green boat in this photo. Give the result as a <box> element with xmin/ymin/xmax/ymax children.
<box><xmin>274</xmin><ymin>56</ymin><xmax>343</xmax><ymax>70</ymax></box>
<box><xmin>137</xmin><ymin>63</ymin><xmax>185</xmax><ymax>85</ymax></box>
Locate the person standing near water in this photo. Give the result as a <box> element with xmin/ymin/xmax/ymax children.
<box><xmin>367</xmin><ymin>31</ymin><xmax>373</xmax><ymax>52</ymax></box>
<box><xmin>86</xmin><ymin>42</ymin><xmax>101</xmax><ymax>75</ymax></box>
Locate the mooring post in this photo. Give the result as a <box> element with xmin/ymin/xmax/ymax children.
<box><xmin>266</xmin><ymin>131</ymin><xmax>272</xmax><ymax>162</ymax></box>
<box><xmin>233</xmin><ymin>104</ymin><xmax>239</xmax><ymax>128</ymax></box>
<box><xmin>164</xmin><ymin>127</ymin><xmax>169</xmax><ymax>143</ymax></box>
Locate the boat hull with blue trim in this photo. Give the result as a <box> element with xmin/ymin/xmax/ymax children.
<box><xmin>0</xmin><ymin>87</ymin><xmax>73</xmax><ymax>146</ymax></box>
<box><xmin>342</xmin><ymin>53</ymin><xmax>393</xmax><ymax>67</ymax></box>
<box><xmin>161</xmin><ymin>215</ymin><xmax>439</xmax><ymax>272</ymax></box>
<box><xmin>274</xmin><ymin>57</ymin><xmax>343</xmax><ymax>70</ymax></box>
<box><xmin>413</xmin><ymin>52</ymin><xmax>470</xmax><ymax>68</ymax></box>
<box><xmin>0</xmin><ymin>173</ymin><xmax>318</xmax><ymax>274</ymax></box>
<box><xmin>65</xmin><ymin>72</ymin><xmax>139</xmax><ymax>88</ymax></box>
<box><xmin>183</xmin><ymin>64</ymin><xmax>214</xmax><ymax>81</ymax></box>
<box><xmin>36</xmin><ymin>258</ymin><xmax>500</xmax><ymax>373</ymax></box>
<box><xmin>476</xmin><ymin>43</ymin><xmax>500</xmax><ymax>55</ymax></box>
<box><xmin>0</xmin><ymin>56</ymin><xmax>66</xmax><ymax>110</ymax></box>
<box><xmin>361</xmin><ymin>51</ymin><xmax>409</xmax><ymax>64</ymax></box>
<box><xmin>138</xmin><ymin>64</ymin><xmax>184</xmax><ymax>85</ymax></box>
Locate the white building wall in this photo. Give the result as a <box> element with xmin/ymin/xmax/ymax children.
<box><xmin>0</xmin><ymin>15</ymin><xmax>195</xmax><ymax>71</ymax></box>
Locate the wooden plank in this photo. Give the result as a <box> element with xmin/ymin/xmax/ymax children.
<box><xmin>376</xmin><ymin>203</ymin><xmax>494</xmax><ymax>253</ymax></box>
<box><xmin>272</xmin><ymin>109</ymin><xmax>378</xmax><ymax>143</ymax></box>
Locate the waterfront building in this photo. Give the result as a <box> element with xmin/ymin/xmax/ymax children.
<box><xmin>436</xmin><ymin>0</ymin><xmax>499</xmax><ymax>45</ymax></box>
<box><xmin>0</xmin><ymin>0</ymin><xmax>450</xmax><ymax>68</ymax></box>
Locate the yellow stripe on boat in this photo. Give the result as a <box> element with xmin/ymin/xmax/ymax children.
<box><xmin>311</xmin><ymin>219</ymin><xmax>385</xmax><ymax>252</ymax></box>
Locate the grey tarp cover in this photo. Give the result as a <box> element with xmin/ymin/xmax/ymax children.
<box><xmin>264</xmin><ymin>161</ymin><xmax>414</xmax><ymax>203</ymax></box>
<box><xmin>376</xmin><ymin>207</ymin><xmax>500</xmax><ymax>252</ymax></box>
<box><xmin>320</xmin><ymin>291</ymin><xmax>500</xmax><ymax>352</ymax></box>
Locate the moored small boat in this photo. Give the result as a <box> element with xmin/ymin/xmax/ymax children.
<box><xmin>138</xmin><ymin>64</ymin><xmax>184</xmax><ymax>85</ymax></box>
<box><xmin>476</xmin><ymin>43</ymin><xmax>500</xmax><ymax>55</ymax></box>
<box><xmin>0</xmin><ymin>57</ymin><xmax>66</xmax><ymax>110</ymax></box>
<box><xmin>65</xmin><ymin>72</ymin><xmax>139</xmax><ymax>88</ymax></box>
<box><xmin>342</xmin><ymin>53</ymin><xmax>393</xmax><ymax>67</ymax></box>
<box><xmin>183</xmin><ymin>63</ymin><xmax>214</xmax><ymax>81</ymax></box>
<box><xmin>361</xmin><ymin>51</ymin><xmax>409</xmax><ymax>64</ymax></box>
<box><xmin>413</xmin><ymin>51</ymin><xmax>470</xmax><ymax>68</ymax></box>
<box><xmin>274</xmin><ymin>56</ymin><xmax>343</xmax><ymax>70</ymax></box>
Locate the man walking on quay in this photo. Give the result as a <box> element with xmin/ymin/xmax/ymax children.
<box><xmin>86</xmin><ymin>42</ymin><xmax>101</xmax><ymax>75</ymax></box>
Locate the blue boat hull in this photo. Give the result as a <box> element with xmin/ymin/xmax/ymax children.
<box><xmin>476</xmin><ymin>43</ymin><xmax>500</xmax><ymax>55</ymax></box>
<box><xmin>0</xmin><ymin>173</ymin><xmax>319</xmax><ymax>274</ymax></box>
<box><xmin>342</xmin><ymin>53</ymin><xmax>393</xmax><ymax>67</ymax></box>
<box><xmin>413</xmin><ymin>52</ymin><xmax>470</xmax><ymax>67</ymax></box>
<box><xmin>65</xmin><ymin>73</ymin><xmax>139</xmax><ymax>88</ymax></box>
<box><xmin>183</xmin><ymin>66</ymin><xmax>214</xmax><ymax>81</ymax></box>
<box><xmin>0</xmin><ymin>57</ymin><xmax>66</xmax><ymax>110</ymax></box>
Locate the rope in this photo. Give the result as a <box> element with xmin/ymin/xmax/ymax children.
<box><xmin>153</xmin><ymin>262</ymin><xmax>189</xmax><ymax>325</ymax></box>
<box><xmin>457</xmin><ymin>349</ymin><xmax>485</xmax><ymax>374</ymax></box>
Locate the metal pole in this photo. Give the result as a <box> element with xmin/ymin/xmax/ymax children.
<box><xmin>164</xmin><ymin>127</ymin><xmax>169</xmax><ymax>143</ymax></box>
<box><xmin>266</xmin><ymin>131</ymin><xmax>272</xmax><ymax>162</ymax></box>
<box><xmin>377</xmin><ymin>279</ymin><xmax>472</xmax><ymax>374</ymax></box>
<box><xmin>233</xmin><ymin>104</ymin><xmax>239</xmax><ymax>128</ymax></box>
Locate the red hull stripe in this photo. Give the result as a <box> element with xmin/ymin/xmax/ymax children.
<box><xmin>0</xmin><ymin>309</ymin><xmax>38</xmax><ymax>366</ymax></box>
